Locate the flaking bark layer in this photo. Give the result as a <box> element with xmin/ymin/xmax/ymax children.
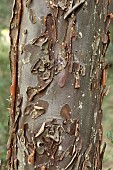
<box><xmin>8</xmin><ymin>0</ymin><xmax>111</xmax><ymax>169</ymax></box>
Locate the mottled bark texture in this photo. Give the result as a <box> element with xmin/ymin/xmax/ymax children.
<box><xmin>7</xmin><ymin>0</ymin><xmax>111</xmax><ymax>169</ymax></box>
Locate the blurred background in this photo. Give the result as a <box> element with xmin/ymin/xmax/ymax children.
<box><xmin>0</xmin><ymin>0</ymin><xmax>12</xmax><ymax>169</ymax></box>
<box><xmin>0</xmin><ymin>1</ymin><xmax>113</xmax><ymax>169</ymax></box>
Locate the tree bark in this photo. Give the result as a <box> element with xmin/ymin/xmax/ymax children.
<box><xmin>7</xmin><ymin>0</ymin><xmax>111</xmax><ymax>169</ymax></box>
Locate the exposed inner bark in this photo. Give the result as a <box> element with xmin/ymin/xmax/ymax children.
<box><xmin>8</xmin><ymin>0</ymin><xmax>111</xmax><ymax>169</ymax></box>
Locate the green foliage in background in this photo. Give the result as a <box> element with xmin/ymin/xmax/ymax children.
<box><xmin>107</xmin><ymin>131</ymin><xmax>113</xmax><ymax>143</ymax></box>
<box><xmin>0</xmin><ymin>0</ymin><xmax>12</xmax><ymax>30</ymax></box>
<box><xmin>102</xmin><ymin>43</ymin><xmax>113</xmax><ymax>169</ymax></box>
<box><xmin>0</xmin><ymin>0</ymin><xmax>13</xmax><ymax>166</ymax></box>
<box><xmin>0</xmin><ymin>33</ymin><xmax>11</xmax><ymax>162</ymax></box>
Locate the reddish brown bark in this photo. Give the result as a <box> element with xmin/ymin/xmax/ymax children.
<box><xmin>7</xmin><ymin>0</ymin><xmax>111</xmax><ymax>169</ymax></box>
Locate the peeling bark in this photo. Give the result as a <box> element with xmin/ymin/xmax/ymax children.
<box><xmin>8</xmin><ymin>0</ymin><xmax>111</xmax><ymax>169</ymax></box>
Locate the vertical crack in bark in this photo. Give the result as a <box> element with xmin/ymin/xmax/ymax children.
<box><xmin>9</xmin><ymin>0</ymin><xmax>22</xmax><ymax>122</ymax></box>
<box><xmin>8</xmin><ymin>0</ymin><xmax>22</xmax><ymax>169</ymax></box>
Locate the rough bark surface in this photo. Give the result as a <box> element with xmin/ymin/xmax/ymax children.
<box><xmin>8</xmin><ymin>0</ymin><xmax>111</xmax><ymax>170</ymax></box>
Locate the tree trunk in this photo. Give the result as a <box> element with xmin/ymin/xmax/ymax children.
<box><xmin>7</xmin><ymin>0</ymin><xmax>111</xmax><ymax>169</ymax></box>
